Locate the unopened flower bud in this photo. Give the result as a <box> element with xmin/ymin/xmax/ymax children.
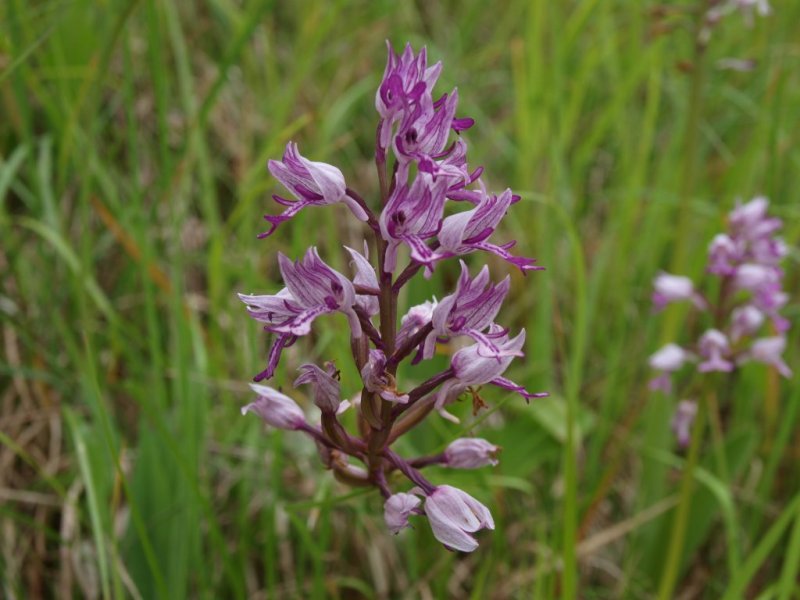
<box><xmin>444</xmin><ymin>438</ymin><xmax>500</xmax><ymax>468</ymax></box>
<box><xmin>652</xmin><ymin>273</ymin><xmax>706</xmax><ymax>310</ymax></box>
<box><xmin>423</xmin><ymin>485</ymin><xmax>494</xmax><ymax>552</ymax></box>
<box><xmin>649</xmin><ymin>344</ymin><xmax>692</xmax><ymax>372</ymax></box>
<box><xmin>384</xmin><ymin>493</ymin><xmax>421</xmax><ymax>534</ymax></box>
<box><xmin>242</xmin><ymin>383</ymin><xmax>307</xmax><ymax>430</ymax></box>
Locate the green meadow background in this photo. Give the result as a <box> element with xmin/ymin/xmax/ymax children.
<box><xmin>1</xmin><ymin>0</ymin><xmax>798</xmax><ymax>598</ymax></box>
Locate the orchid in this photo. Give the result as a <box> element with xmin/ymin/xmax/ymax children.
<box><xmin>261</xmin><ymin>142</ymin><xmax>367</xmax><ymax>237</ymax></box>
<box><xmin>649</xmin><ymin>197</ymin><xmax>791</xmax><ymax>446</ymax></box>
<box><xmin>436</xmin><ymin>187</ymin><xmax>543</xmax><ymax>273</ymax></box>
<box><xmin>238</xmin><ymin>41</ymin><xmax>546</xmax><ymax>553</ymax></box>
<box><xmin>422</xmin><ymin>262</ymin><xmax>510</xmax><ymax>360</ymax></box>
<box><xmin>378</xmin><ymin>171</ymin><xmax>450</xmax><ymax>272</ymax></box>
<box><xmin>238</xmin><ymin>247</ymin><xmax>360</xmax><ymax>380</ymax></box>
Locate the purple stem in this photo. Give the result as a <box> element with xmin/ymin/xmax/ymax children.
<box><xmin>388</xmin><ymin>160</ymin><xmax>399</xmax><ymax>197</ymax></box>
<box><xmin>392</xmin><ymin>242</ymin><xmax>441</xmax><ymax>292</ymax></box>
<box><xmin>387</xmin><ymin>322</ymin><xmax>434</xmax><ymax>370</ymax></box>
<box><xmin>373</xmin><ymin>468</ymin><xmax>393</xmax><ymax>499</ymax></box>
<box><xmin>345</xmin><ymin>187</ymin><xmax>379</xmax><ymax>231</ymax></box>
<box><xmin>354</xmin><ymin>284</ymin><xmax>381</xmax><ymax>296</ymax></box>
<box><xmin>408</xmin><ymin>453</ymin><xmax>447</xmax><ymax>469</ymax></box>
<box><xmin>383</xmin><ymin>449</ymin><xmax>436</xmax><ymax>495</ymax></box>
<box><xmin>353</xmin><ymin>304</ymin><xmax>385</xmax><ymax>350</ymax></box>
<box><xmin>393</xmin><ymin>368</ymin><xmax>454</xmax><ymax>419</ymax></box>
<box><xmin>298</xmin><ymin>423</ymin><xmax>366</xmax><ymax>458</ymax></box>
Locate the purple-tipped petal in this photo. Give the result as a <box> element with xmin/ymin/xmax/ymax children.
<box><xmin>490</xmin><ymin>376</ymin><xmax>548</xmax><ymax>402</ymax></box>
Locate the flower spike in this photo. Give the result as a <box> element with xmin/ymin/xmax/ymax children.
<box><xmin>239</xmin><ymin>41</ymin><xmax>547</xmax><ymax>553</ymax></box>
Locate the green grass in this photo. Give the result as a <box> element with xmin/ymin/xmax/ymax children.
<box><xmin>1</xmin><ymin>0</ymin><xmax>799</xmax><ymax>597</ymax></box>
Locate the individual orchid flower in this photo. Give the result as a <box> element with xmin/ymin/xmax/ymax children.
<box><xmin>729</xmin><ymin>197</ymin><xmax>783</xmax><ymax>243</ymax></box>
<box><xmin>435</xmin><ymin>187</ymin><xmax>542</xmax><ymax>274</ymax></box>
<box><xmin>396</xmin><ymin>299</ymin><xmax>437</xmax><ymax>348</ymax></box>
<box><xmin>729</xmin><ymin>305</ymin><xmax>765</xmax><ymax>341</ymax></box>
<box><xmin>419</xmin><ymin>138</ymin><xmax>480</xmax><ymax>185</ymax></box>
<box><xmin>435</xmin><ymin>327</ymin><xmax>547</xmax><ymax>421</ymax></box>
<box><xmin>238</xmin><ymin>247</ymin><xmax>360</xmax><ymax>379</ymax></box>
<box><xmin>741</xmin><ymin>337</ymin><xmax>792</xmax><ymax>377</ymax></box>
<box><xmin>422</xmin><ymin>262</ymin><xmax>510</xmax><ymax>360</ymax></box>
<box><xmin>734</xmin><ymin>263</ymin><xmax>779</xmax><ymax>293</ymax></box>
<box><xmin>422</xmin><ymin>485</ymin><xmax>495</xmax><ymax>553</ymax></box>
<box><xmin>393</xmin><ymin>91</ymin><xmax>461</xmax><ymax>180</ymax></box>
<box><xmin>707</xmin><ymin>233</ymin><xmax>739</xmax><ymax>275</ymax></box>
<box><xmin>379</xmin><ymin>172</ymin><xmax>448</xmax><ymax>272</ymax></box>
<box><xmin>241</xmin><ymin>383</ymin><xmax>308</xmax><ymax>430</ymax></box>
<box><xmin>375</xmin><ymin>42</ymin><xmax>443</xmax><ymax>154</ymax></box>
<box><xmin>648</xmin><ymin>343</ymin><xmax>694</xmax><ymax>393</ymax></box>
<box><xmin>261</xmin><ymin>142</ymin><xmax>367</xmax><ymax>237</ymax></box>
<box><xmin>443</xmin><ymin>438</ymin><xmax>500</xmax><ymax>469</ymax></box>
<box><xmin>697</xmin><ymin>329</ymin><xmax>734</xmax><ymax>373</ymax></box>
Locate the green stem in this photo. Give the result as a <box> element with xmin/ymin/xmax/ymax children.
<box><xmin>668</xmin><ymin>9</ymin><xmax>708</xmax><ymax>277</ymax></box>
<box><xmin>657</xmin><ymin>397</ymin><xmax>707</xmax><ymax>600</ymax></box>
<box><xmin>550</xmin><ymin>201</ymin><xmax>588</xmax><ymax>599</ymax></box>
<box><xmin>706</xmin><ymin>389</ymin><xmax>741</xmax><ymax>573</ymax></box>
<box><xmin>662</xmin><ymin>3</ymin><xmax>710</xmax><ymax>344</ymax></box>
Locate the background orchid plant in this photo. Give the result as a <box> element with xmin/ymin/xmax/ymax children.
<box><xmin>649</xmin><ymin>196</ymin><xmax>791</xmax><ymax>445</ymax></box>
<box><xmin>238</xmin><ymin>42</ymin><xmax>546</xmax><ymax>552</ymax></box>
